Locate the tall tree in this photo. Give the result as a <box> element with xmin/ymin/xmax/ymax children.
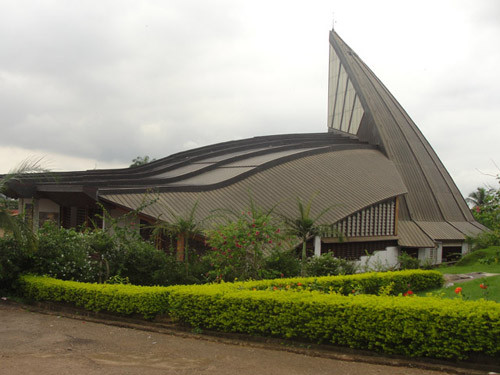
<box><xmin>468</xmin><ymin>183</ymin><xmax>500</xmax><ymax>230</ymax></box>
<box><xmin>466</xmin><ymin>187</ymin><xmax>495</xmax><ymax>208</ymax></box>
<box><xmin>129</xmin><ymin>155</ymin><xmax>156</xmax><ymax>168</ymax></box>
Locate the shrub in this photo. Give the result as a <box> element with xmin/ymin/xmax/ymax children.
<box><xmin>31</xmin><ymin>221</ymin><xmax>193</xmax><ymax>287</ymax></box>
<box><xmin>466</xmin><ymin>230</ymin><xmax>500</xmax><ymax>250</ymax></box>
<box><xmin>84</xmin><ymin>229</ymin><xmax>120</xmax><ymax>283</ymax></box>
<box><xmin>398</xmin><ymin>251</ymin><xmax>421</xmax><ymax>270</ymax></box>
<box><xmin>118</xmin><ymin>239</ymin><xmax>171</xmax><ymax>286</ymax></box>
<box><xmin>305</xmin><ymin>252</ymin><xmax>357</xmax><ymax>276</ymax></box>
<box><xmin>33</xmin><ymin>222</ymin><xmax>96</xmax><ymax>282</ymax></box>
<box><xmin>204</xmin><ymin>205</ymin><xmax>286</xmax><ymax>281</ymax></box>
<box><xmin>455</xmin><ymin>246</ymin><xmax>500</xmax><ymax>266</ymax></box>
<box><xmin>262</xmin><ymin>249</ymin><xmax>301</xmax><ymax>279</ymax></box>
<box><xmin>0</xmin><ymin>235</ymin><xmax>33</xmax><ymax>292</ymax></box>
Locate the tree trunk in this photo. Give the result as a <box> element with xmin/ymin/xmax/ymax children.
<box><xmin>184</xmin><ymin>236</ymin><xmax>189</xmax><ymax>277</ymax></box>
<box><xmin>176</xmin><ymin>233</ymin><xmax>185</xmax><ymax>261</ymax></box>
<box><xmin>301</xmin><ymin>240</ymin><xmax>307</xmax><ymax>276</ymax></box>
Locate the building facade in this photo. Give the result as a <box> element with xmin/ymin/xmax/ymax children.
<box><xmin>5</xmin><ymin>30</ymin><xmax>485</xmax><ymax>267</ymax></box>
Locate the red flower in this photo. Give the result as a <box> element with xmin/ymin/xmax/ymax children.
<box><xmin>480</xmin><ymin>283</ymin><xmax>487</xmax><ymax>289</ymax></box>
<box><xmin>273</xmin><ymin>286</ymin><xmax>277</xmax><ymax>290</ymax></box>
<box><xmin>297</xmin><ymin>282</ymin><xmax>303</xmax><ymax>286</ymax></box>
<box><xmin>404</xmin><ymin>290</ymin><xmax>414</xmax><ymax>297</ymax></box>
<box><xmin>352</xmin><ymin>290</ymin><xmax>356</xmax><ymax>294</ymax></box>
<box><xmin>455</xmin><ymin>287</ymin><xmax>462</xmax><ymax>294</ymax></box>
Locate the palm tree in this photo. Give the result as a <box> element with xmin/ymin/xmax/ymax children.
<box><xmin>0</xmin><ymin>157</ymin><xmax>47</xmax><ymax>249</ymax></box>
<box><xmin>152</xmin><ymin>200</ymin><xmax>204</xmax><ymax>276</ymax></box>
<box><xmin>466</xmin><ymin>187</ymin><xmax>495</xmax><ymax>208</ymax></box>
<box><xmin>282</xmin><ymin>194</ymin><xmax>337</xmax><ymax>276</ymax></box>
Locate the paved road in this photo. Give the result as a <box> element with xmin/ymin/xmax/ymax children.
<box><xmin>0</xmin><ymin>302</ymin><xmax>485</xmax><ymax>375</ymax></box>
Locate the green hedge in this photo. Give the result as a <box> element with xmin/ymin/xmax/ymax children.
<box><xmin>167</xmin><ymin>288</ymin><xmax>500</xmax><ymax>360</ymax></box>
<box><xmin>17</xmin><ymin>271</ymin><xmax>500</xmax><ymax>360</ymax></box>
<box><xmin>19</xmin><ymin>275</ymin><xmax>172</xmax><ymax>318</ymax></box>
<box><xmin>239</xmin><ymin>269</ymin><xmax>444</xmax><ymax>295</ymax></box>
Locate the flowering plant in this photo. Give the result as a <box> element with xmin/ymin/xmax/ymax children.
<box><xmin>205</xmin><ymin>201</ymin><xmax>286</xmax><ymax>281</ymax></box>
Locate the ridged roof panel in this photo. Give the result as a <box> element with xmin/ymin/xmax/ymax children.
<box><xmin>397</xmin><ymin>221</ymin><xmax>435</xmax><ymax>248</ymax></box>
<box><xmin>101</xmin><ymin>149</ymin><xmax>408</xmax><ymax>228</ymax></box>
<box><xmin>7</xmin><ymin>132</ymin><xmax>368</xmax><ymax>194</ymax></box>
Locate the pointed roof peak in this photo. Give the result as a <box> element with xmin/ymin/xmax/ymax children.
<box><xmin>327</xmin><ymin>30</ymin><xmax>474</xmax><ymax>224</ymax></box>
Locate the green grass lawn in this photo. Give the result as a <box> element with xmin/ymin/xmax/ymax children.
<box><xmin>418</xmin><ymin>246</ymin><xmax>500</xmax><ymax>302</ymax></box>
<box><xmin>436</xmin><ymin>246</ymin><xmax>500</xmax><ymax>275</ymax></box>
<box><xmin>419</xmin><ymin>275</ymin><xmax>500</xmax><ymax>302</ymax></box>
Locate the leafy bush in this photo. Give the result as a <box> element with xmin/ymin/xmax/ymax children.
<box><xmin>204</xmin><ymin>204</ymin><xmax>286</xmax><ymax>281</ymax></box>
<box><xmin>305</xmin><ymin>252</ymin><xmax>357</xmax><ymax>276</ymax></box>
<box><xmin>466</xmin><ymin>230</ymin><xmax>500</xmax><ymax>250</ymax></box>
<box><xmin>117</xmin><ymin>239</ymin><xmax>172</xmax><ymax>286</ymax></box>
<box><xmin>33</xmin><ymin>222</ymin><xmax>96</xmax><ymax>282</ymax></box>
<box><xmin>398</xmin><ymin>251</ymin><xmax>421</xmax><ymax>270</ymax></box>
<box><xmin>0</xmin><ymin>235</ymin><xmax>33</xmax><ymax>291</ymax></box>
<box><xmin>455</xmin><ymin>246</ymin><xmax>500</xmax><ymax>266</ymax></box>
<box><xmin>262</xmin><ymin>249</ymin><xmax>301</xmax><ymax>279</ymax></box>
<box><xmin>29</xmin><ymin>220</ymin><xmax>202</xmax><ymax>287</ymax></box>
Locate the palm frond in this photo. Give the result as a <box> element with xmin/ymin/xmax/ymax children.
<box><xmin>1</xmin><ymin>156</ymin><xmax>49</xmax><ymax>193</ymax></box>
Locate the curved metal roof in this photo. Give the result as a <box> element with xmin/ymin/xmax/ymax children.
<box><xmin>100</xmin><ymin>147</ymin><xmax>407</xmax><ymax>227</ymax></box>
<box><xmin>6</xmin><ymin>131</ymin><xmax>407</xmax><ymax>230</ymax></box>
<box><xmin>8</xmin><ymin>131</ymin><xmax>371</xmax><ymax>194</ymax></box>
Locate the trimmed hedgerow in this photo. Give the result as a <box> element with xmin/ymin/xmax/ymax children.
<box><xmin>166</xmin><ymin>288</ymin><xmax>500</xmax><ymax>360</ymax></box>
<box><xmin>239</xmin><ymin>269</ymin><xmax>444</xmax><ymax>295</ymax></box>
<box><xmin>17</xmin><ymin>271</ymin><xmax>500</xmax><ymax>360</ymax></box>
<box><xmin>18</xmin><ymin>275</ymin><xmax>172</xmax><ymax>318</ymax></box>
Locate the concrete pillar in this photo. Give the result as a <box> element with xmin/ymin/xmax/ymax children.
<box><xmin>314</xmin><ymin>236</ymin><xmax>322</xmax><ymax>257</ymax></box>
<box><xmin>418</xmin><ymin>248</ymin><xmax>428</xmax><ymax>263</ymax></box>
<box><xmin>436</xmin><ymin>242</ymin><xmax>443</xmax><ymax>265</ymax></box>
<box><xmin>385</xmin><ymin>246</ymin><xmax>399</xmax><ymax>268</ymax></box>
<box><xmin>461</xmin><ymin>242</ymin><xmax>470</xmax><ymax>255</ymax></box>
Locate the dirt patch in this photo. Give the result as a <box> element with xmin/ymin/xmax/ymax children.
<box><xmin>1</xmin><ymin>301</ymin><xmax>498</xmax><ymax>375</ymax></box>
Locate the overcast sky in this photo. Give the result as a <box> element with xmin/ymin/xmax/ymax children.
<box><xmin>1</xmin><ymin>0</ymin><xmax>499</xmax><ymax>197</ymax></box>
